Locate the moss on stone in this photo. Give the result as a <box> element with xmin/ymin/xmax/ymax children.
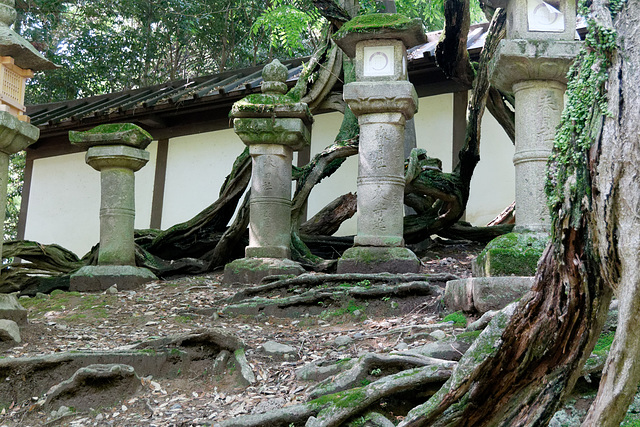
<box><xmin>310</xmin><ymin>387</ymin><xmax>368</xmax><ymax>409</ymax></box>
<box><xmin>334</xmin><ymin>13</ymin><xmax>415</xmax><ymax>37</ymax></box>
<box><xmin>80</xmin><ymin>123</ymin><xmax>142</xmax><ymax>135</ymax></box>
<box><xmin>475</xmin><ymin>232</ymin><xmax>549</xmax><ymax>277</ymax></box>
<box><xmin>441</xmin><ymin>311</ymin><xmax>467</xmax><ymax>327</ymax></box>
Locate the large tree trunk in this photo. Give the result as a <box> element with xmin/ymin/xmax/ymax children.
<box><xmin>400</xmin><ymin>1</ymin><xmax>634</xmax><ymax>425</ymax></box>
<box><xmin>582</xmin><ymin>1</ymin><xmax>640</xmax><ymax>425</ymax></box>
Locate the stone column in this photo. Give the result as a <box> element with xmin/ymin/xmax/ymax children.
<box><xmin>69</xmin><ymin>124</ymin><xmax>156</xmax><ymax>291</ymax></box>
<box><xmin>338</xmin><ymin>81</ymin><xmax>421</xmax><ymax>273</ymax></box>
<box><xmin>246</xmin><ymin>144</ymin><xmax>294</xmax><ymax>258</ymax></box>
<box><xmin>332</xmin><ymin>14</ymin><xmax>426</xmax><ymax>273</ymax></box>
<box><xmin>0</xmin><ymin>112</ymin><xmax>39</xmax><ymax>260</ymax></box>
<box><xmin>490</xmin><ymin>41</ymin><xmax>580</xmax><ymax>234</ymax></box>
<box><xmin>224</xmin><ymin>59</ymin><xmax>313</xmax><ymax>284</ymax></box>
<box><xmin>87</xmin><ymin>145</ymin><xmax>148</xmax><ymax>265</ymax></box>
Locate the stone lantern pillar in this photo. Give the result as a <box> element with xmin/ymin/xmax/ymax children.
<box><xmin>0</xmin><ymin>0</ymin><xmax>56</xmax><ymax>261</ymax></box>
<box><xmin>223</xmin><ymin>59</ymin><xmax>313</xmax><ymax>284</ymax></box>
<box><xmin>444</xmin><ymin>0</ymin><xmax>583</xmax><ymax>314</ymax></box>
<box><xmin>332</xmin><ymin>14</ymin><xmax>426</xmax><ymax>274</ymax></box>
<box><xmin>469</xmin><ymin>0</ymin><xmax>582</xmax><ymax>277</ymax></box>
<box><xmin>69</xmin><ymin>124</ymin><xmax>156</xmax><ymax>291</ymax></box>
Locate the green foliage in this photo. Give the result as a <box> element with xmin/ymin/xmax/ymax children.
<box><xmin>357</xmin><ymin>0</ymin><xmax>485</xmax><ymax>31</ymax></box>
<box><xmin>441</xmin><ymin>311</ymin><xmax>467</xmax><ymax>327</ymax></box>
<box><xmin>19</xmin><ymin>0</ymin><xmax>474</xmax><ymax>104</ymax></box>
<box><xmin>546</xmin><ymin>5</ymin><xmax>618</xmax><ymax>234</ymax></box>
<box><xmin>251</xmin><ymin>2</ymin><xmax>318</xmax><ymax>55</ymax></box>
<box><xmin>20</xmin><ymin>0</ymin><xmax>321</xmax><ymax>104</ymax></box>
<box><xmin>5</xmin><ymin>152</ymin><xmax>25</xmax><ymax>240</ymax></box>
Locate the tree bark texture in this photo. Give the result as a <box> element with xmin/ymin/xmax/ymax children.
<box><xmin>403</xmin><ymin>8</ymin><xmax>506</xmax><ymax>243</ymax></box>
<box><xmin>401</xmin><ymin>1</ymin><xmax>638</xmax><ymax>425</ymax></box>
<box><xmin>583</xmin><ymin>1</ymin><xmax>640</xmax><ymax>425</ymax></box>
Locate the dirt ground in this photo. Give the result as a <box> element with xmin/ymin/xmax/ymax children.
<box><xmin>0</xmin><ymin>241</ymin><xmax>484</xmax><ymax>427</ymax></box>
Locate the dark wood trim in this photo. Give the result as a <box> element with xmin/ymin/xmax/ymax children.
<box><xmin>452</xmin><ymin>91</ymin><xmax>468</xmax><ymax>170</ymax></box>
<box><xmin>150</xmin><ymin>138</ymin><xmax>169</xmax><ymax>229</ymax></box>
<box><xmin>17</xmin><ymin>151</ymin><xmax>34</xmax><ymax>240</ymax></box>
<box><xmin>452</xmin><ymin>90</ymin><xmax>469</xmax><ymax>221</ymax></box>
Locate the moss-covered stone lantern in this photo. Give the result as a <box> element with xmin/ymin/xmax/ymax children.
<box><xmin>477</xmin><ymin>0</ymin><xmax>581</xmax><ymax>277</ymax></box>
<box><xmin>68</xmin><ymin>124</ymin><xmax>157</xmax><ymax>292</ymax></box>
<box><xmin>223</xmin><ymin>59</ymin><xmax>313</xmax><ymax>285</ymax></box>
<box><xmin>0</xmin><ymin>0</ymin><xmax>56</xmax><ymax>263</ymax></box>
<box><xmin>332</xmin><ymin>14</ymin><xmax>425</xmax><ymax>274</ymax></box>
<box><xmin>444</xmin><ymin>0</ymin><xmax>581</xmax><ymax>314</ymax></box>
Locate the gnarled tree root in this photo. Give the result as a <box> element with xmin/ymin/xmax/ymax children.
<box><xmin>307</xmin><ymin>352</ymin><xmax>457</xmax><ymax>399</ymax></box>
<box><xmin>218</xmin><ymin>364</ymin><xmax>454</xmax><ymax>427</ymax></box>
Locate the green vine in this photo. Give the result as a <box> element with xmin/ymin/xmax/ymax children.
<box><xmin>545</xmin><ymin>4</ymin><xmax>619</xmax><ymax>237</ymax></box>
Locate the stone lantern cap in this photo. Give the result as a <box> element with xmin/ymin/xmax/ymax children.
<box><xmin>332</xmin><ymin>13</ymin><xmax>426</xmax><ymax>58</ymax></box>
<box><xmin>0</xmin><ymin>0</ymin><xmax>56</xmax><ymax>70</ymax></box>
<box><xmin>230</xmin><ymin>59</ymin><xmax>313</xmax><ymax>126</ymax></box>
<box><xmin>482</xmin><ymin>0</ymin><xmax>578</xmax><ymax>41</ymax></box>
<box><xmin>69</xmin><ymin>123</ymin><xmax>153</xmax><ymax>150</ymax></box>
<box><xmin>0</xmin><ymin>110</ymin><xmax>39</xmax><ymax>154</ymax></box>
<box><xmin>489</xmin><ymin>39</ymin><xmax>581</xmax><ymax>92</ymax></box>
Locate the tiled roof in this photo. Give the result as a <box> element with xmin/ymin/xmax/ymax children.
<box><xmin>24</xmin><ymin>22</ymin><xmax>491</xmax><ymax>137</ymax></box>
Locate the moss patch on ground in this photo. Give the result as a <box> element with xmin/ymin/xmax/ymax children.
<box><xmin>440</xmin><ymin>311</ymin><xmax>467</xmax><ymax>328</ymax></box>
<box><xmin>20</xmin><ymin>290</ymin><xmax>118</xmax><ymax>325</ymax></box>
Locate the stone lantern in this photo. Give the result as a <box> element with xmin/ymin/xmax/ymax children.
<box><xmin>223</xmin><ymin>59</ymin><xmax>313</xmax><ymax>284</ymax></box>
<box><xmin>69</xmin><ymin>124</ymin><xmax>157</xmax><ymax>291</ymax></box>
<box><xmin>469</xmin><ymin>0</ymin><xmax>582</xmax><ymax>279</ymax></box>
<box><xmin>0</xmin><ymin>0</ymin><xmax>56</xmax><ymax>262</ymax></box>
<box><xmin>332</xmin><ymin>14</ymin><xmax>425</xmax><ymax>274</ymax></box>
<box><xmin>444</xmin><ymin>0</ymin><xmax>582</xmax><ymax>313</ymax></box>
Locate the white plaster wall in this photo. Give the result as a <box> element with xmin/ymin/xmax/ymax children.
<box><xmin>466</xmin><ymin>111</ymin><xmax>515</xmax><ymax>225</ymax></box>
<box><xmin>24</xmin><ymin>143</ymin><xmax>158</xmax><ymax>257</ymax></box>
<box><xmin>23</xmin><ymin>95</ymin><xmax>515</xmax><ymax>255</ymax></box>
<box><xmin>414</xmin><ymin>94</ymin><xmax>454</xmax><ymax>172</ymax></box>
<box><xmin>307</xmin><ymin>111</ymin><xmax>359</xmax><ymax>236</ymax></box>
<box><xmin>162</xmin><ymin>129</ymin><xmax>245</xmax><ymax>229</ymax></box>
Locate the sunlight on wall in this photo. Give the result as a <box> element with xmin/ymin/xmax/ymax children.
<box><xmin>162</xmin><ymin>129</ymin><xmax>245</xmax><ymax>229</ymax></box>
<box><xmin>24</xmin><ymin>143</ymin><xmax>157</xmax><ymax>257</ymax></box>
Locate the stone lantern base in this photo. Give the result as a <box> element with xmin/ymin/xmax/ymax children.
<box><xmin>70</xmin><ymin>265</ymin><xmax>157</xmax><ymax>292</ymax></box>
<box><xmin>223</xmin><ymin>257</ymin><xmax>305</xmax><ymax>285</ymax></box>
<box><xmin>337</xmin><ymin>246</ymin><xmax>420</xmax><ymax>274</ymax></box>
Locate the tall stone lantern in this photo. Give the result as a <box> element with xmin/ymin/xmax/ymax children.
<box><xmin>470</xmin><ymin>0</ymin><xmax>582</xmax><ymax>277</ymax></box>
<box><xmin>333</xmin><ymin>14</ymin><xmax>426</xmax><ymax>274</ymax></box>
<box><xmin>0</xmin><ymin>0</ymin><xmax>56</xmax><ymax>262</ymax></box>
<box><xmin>223</xmin><ymin>59</ymin><xmax>313</xmax><ymax>284</ymax></box>
<box><xmin>443</xmin><ymin>0</ymin><xmax>582</xmax><ymax>314</ymax></box>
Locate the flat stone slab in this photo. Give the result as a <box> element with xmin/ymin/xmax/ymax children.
<box><xmin>70</xmin><ymin>265</ymin><xmax>157</xmax><ymax>292</ymax></box>
<box><xmin>69</xmin><ymin>123</ymin><xmax>152</xmax><ymax>149</ymax></box>
<box><xmin>0</xmin><ymin>293</ymin><xmax>27</xmax><ymax>325</ymax></box>
<box><xmin>445</xmin><ymin>277</ymin><xmax>535</xmax><ymax>314</ymax></box>
<box><xmin>259</xmin><ymin>340</ymin><xmax>299</xmax><ymax>360</ymax></box>
<box><xmin>223</xmin><ymin>258</ymin><xmax>305</xmax><ymax>285</ymax></box>
<box><xmin>337</xmin><ymin>246</ymin><xmax>420</xmax><ymax>274</ymax></box>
